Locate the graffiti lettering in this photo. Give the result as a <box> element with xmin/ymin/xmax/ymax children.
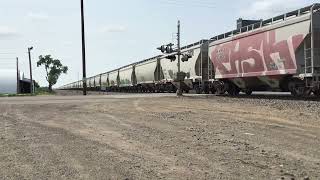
<box><xmin>211</xmin><ymin>30</ymin><xmax>304</xmax><ymax>78</ymax></box>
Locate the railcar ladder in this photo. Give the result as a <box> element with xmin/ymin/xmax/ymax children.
<box><xmin>304</xmin><ymin>40</ymin><xmax>312</xmax><ymax>75</ymax></box>
<box><xmin>208</xmin><ymin>58</ymin><xmax>214</xmax><ymax>80</ymax></box>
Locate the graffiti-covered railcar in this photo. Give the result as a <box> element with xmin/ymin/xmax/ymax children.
<box><xmin>208</xmin><ymin>4</ymin><xmax>320</xmax><ymax>96</ymax></box>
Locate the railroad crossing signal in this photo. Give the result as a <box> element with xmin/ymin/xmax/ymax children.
<box><xmin>181</xmin><ymin>54</ymin><xmax>192</xmax><ymax>62</ymax></box>
<box><xmin>166</xmin><ymin>55</ymin><xmax>176</xmax><ymax>62</ymax></box>
<box><xmin>157</xmin><ymin>43</ymin><xmax>192</xmax><ymax>62</ymax></box>
<box><xmin>157</xmin><ymin>43</ymin><xmax>178</xmax><ymax>62</ymax></box>
<box><xmin>156</xmin><ymin>20</ymin><xmax>184</xmax><ymax>96</ymax></box>
<box><xmin>157</xmin><ymin>46</ymin><xmax>165</xmax><ymax>53</ymax></box>
<box><xmin>165</xmin><ymin>46</ymin><xmax>173</xmax><ymax>53</ymax></box>
<box><xmin>157</xmin><ymin>43</ymin><xmax>175</xmax><ymax>54</ymax></box>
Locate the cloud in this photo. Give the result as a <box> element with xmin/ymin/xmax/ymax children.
<box><xmin>0</xmin><ymin>26</ymin><xmax>19</xmax><ymax>39</ymax></box>
<box><xmin>240</xmin><ymin>0</ymin><xmax>310</xmax><ymax>19</ymax></box>
<box><xmin>99</xmin><ymin>25</ymin><xmax>127</xmax><ymax>33</ymax></box>
<box><xmin>27</xmin><ymin>12</ymin><xmax>49</xmax><ymax>21</ymax></box>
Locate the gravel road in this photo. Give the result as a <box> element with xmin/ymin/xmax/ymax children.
<box><xmin>0</xmin><ymin>93</ymin><xmax>319</xmax><ymax>180</ymax></box>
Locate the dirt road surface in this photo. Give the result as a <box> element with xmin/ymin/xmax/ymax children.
<box><xmin>0</xmin><ymin>93</ymin><xmax>319</xmax><ymax>179</ymax></box>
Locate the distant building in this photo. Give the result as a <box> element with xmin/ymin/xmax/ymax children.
<box><xmin>19</xmin><ymin>78</ymin><xmax>34</xmax><ymax>94</ymax></box>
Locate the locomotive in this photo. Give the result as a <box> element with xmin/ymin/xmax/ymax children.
<box><xmin>61</xmin><ymin>4</ymin><xmax>320</xmax><ymax>97</ymax></box>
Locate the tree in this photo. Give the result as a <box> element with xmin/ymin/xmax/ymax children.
<box><xmin>37</xmin><ymin>55</ymin><xmax>68</xmax><ymax>92</ymax></box>
<box><xmin>34</xmin><ymin>81</ymin><xmax>40</xmax><ymax>89</ymax></box>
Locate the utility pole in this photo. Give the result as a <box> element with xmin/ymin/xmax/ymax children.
<box><xmin>176</xmin><ymin>20</ymin><xmax>183</xmax><ymax>96</ymax></box>
<box><xmin>28</xmin><ymin>47</ymin><xmax>34</xmax><ymax>94</ymax></box>
<box><xmin>81</xmin><ymin>0</ymin><xmax>87</xmax><ymax>95</ymax></box>
<box><xmin>16</xmin><ymin>57</ymin><xmax>19</xmax><ymax>94</ymax></box>
<box><xmin>177</xmin><ymin>20</ymin><xmax>181</xmax><ymax>73</ymax></box>
<box><xmin>156</xmin><ymin>20</ymin><xmax>190</xmax><ymax>96</ymax></box>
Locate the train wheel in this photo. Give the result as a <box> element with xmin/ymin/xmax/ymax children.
<box><xmin>167</xmin><ymin>85</ymin><xmax>174</xmax><ymax>93</ymax></box>
<box><xmin>227</xmin><ymin>84</ymin><xmax>240</xmax><ymax>96</ymax></box>
<box><xmin>244</xmin><ymin>89</ymin><xmax>253</xmax><ymax>95</ymax></box>
<box><xmin>314</xmin><ymin>90</ymin><xmax>320</xmax><ymax>97</ymax></box>
<box><xmin>214</xmin><ymin>81</ymin><xmax>226</xmax><ymax>95</ymax></box>
<box><xmin>288</xmin><ymin>81</ymin><xmax>311</xmax><ymax>97</ymax></box>
<box><xmin>202</xmin><ymin>86</ymin><xmax>210</xmax><ymax>94</ymax></box>
<box><xmin>155</xmin><ymin>87</ymin><xmax>160</xmax><ymax>93</ymax></box>
<box><xmin>171</xmin><ymin>85</ymin><xmax>176</xmax><ymax>93</ymax></box>
<box><xmin>290</xmin><ymin>87</ymin><xmax>311</xmax><ymax>97</ymax></box>
<box><xmin>288</xmin><ymin>80</ymin><xmax>312</xmax><ymax>97</ymax></box>
<box><xmin>216</xmin><ymin>87</ymin><xmax>225</xmax><ymax>95</ymax></box>
<box><xmin>165</xmin><ymin>87</ymin><xmax>170</xmax><ymax>93</ymax></box>
<box><xmin>176</xmin><ymin>89</ymin><xmax>183</xmax><ymax>96</ymax></box>
<box><xmin>210</xmin><ymin>87</ymin><xmax>216</xmax><ymax>94</ymax></box>
<box><xmin>195</xmin><ymin>85</ymin><xmax>201</xmax><ymax>94</ymax></box>
<box><xmin>227</xmin><ymin>88</ymin><xmax>240</xmax><ymax>96</ymax></box>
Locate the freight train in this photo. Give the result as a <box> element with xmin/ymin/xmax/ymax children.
<box><xmin>60</xmin><ymin>4</ymin><xmax>320</xmax><ymax>97</ymax></box>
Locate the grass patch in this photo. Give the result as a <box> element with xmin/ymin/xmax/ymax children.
<box><xmin>0</xmin><ymin>93</ymin><xmax>34</xmax><ymax>97</ymax></box>
<box><xmin>35</xmin><ymin>87</ymin><xmax>55</xmax><ymax>96</ymax></box>
<box><xmin>0</xmin><ymin>87</ymin><xmax>55</xmax><ymax>98</ymax></box>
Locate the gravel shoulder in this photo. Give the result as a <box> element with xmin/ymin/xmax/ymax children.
<box><xmin>0</xmin><ymin>93</ymin><xmax>319</xmax><ymax>179</ymax></box>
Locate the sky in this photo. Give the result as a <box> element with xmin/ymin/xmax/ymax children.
<box><xmin>0</xmin><ymin>70</ymin><xmax>17</xmax><ymax>93</ymax></box>
<box><xmin>0</xmin><ymin>0</ymin><xmax>318</xmax><ymax>87</ymax></box>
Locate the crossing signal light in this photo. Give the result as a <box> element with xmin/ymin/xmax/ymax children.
<box><xmin>157</xmin><ymin>45</ymin><xmax>166</xmax><ymax>53</ymax></box>
<box><xmin>165</xmin><ymin>46</ymin><xmax>173</xmax><ymax>53</ymax></box>
<box><xmin>181</xmin><ymin>54</ymin><xmax>192</xmax><ymax>62</ymax></box>
<box><xmin>157</xmin><ymin>43</ymin><xmax>175</xmax><ymax>54</ymax></box>
<box><xmin>166</xmin><ymin>55</ymin><xmax>176</xmax><ymax>62</ymax></box>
